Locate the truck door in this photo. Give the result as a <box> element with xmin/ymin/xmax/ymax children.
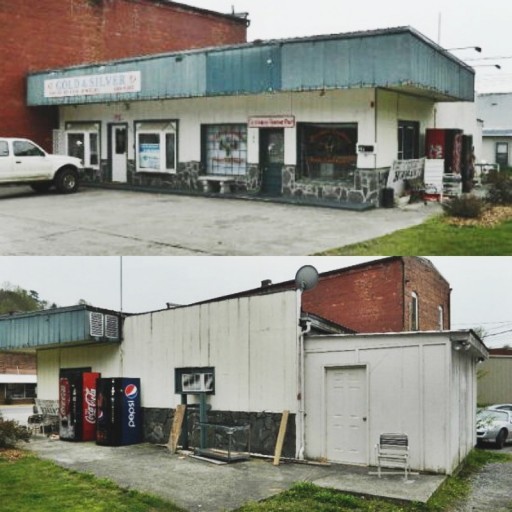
<box><xmin>0</xmin><ymin>140</ymin><xmax>12</xmax><ymax>181</ymax></box>
<box><xmin>11</xmin><ymin>139</ymin><xmax>53</xmax><ymax>181</ymax></box>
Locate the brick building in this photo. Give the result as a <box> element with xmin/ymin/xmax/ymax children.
<box><xmin>209</xmin><ymin>257</ymin><xmax>451</xmax><ymax>333</ymax></box>
<box><xmin>301</xmin><ymin>256</ymin><xmax>451</xmax><ymax>332</ymax></box>
<box><xmin>1</xmin><ymin>0</ymin><xmax>248</xmax><ymax>149</ymax></box>
<box><xmin>0</xmin><ymin>351</ymin><xmax>37</xmax><ymax>405</ymax></box>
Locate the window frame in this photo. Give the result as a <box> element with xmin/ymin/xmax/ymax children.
<box><xmin>65</xmin><ymin>122</ymin><xmax>101</xmax><ymax>169</ymax></box>
<box><xmin>202</xmin><ymin>123</ymin><xmax>248</xmax><ymax>177</ymax></box>
<box><xmin>297</xmin><ymin>122</ymin><xmax>358</xmax><ymax>181</ymax></box>
<box><xmin>411</xmin><ymin>292</ymin><xmax>419</xmax><ymax>331</ymax></box>
<box><xmin>135</xmin><ymin>120</ymin><xmax>178</xmax><ymax>174</ymax></box>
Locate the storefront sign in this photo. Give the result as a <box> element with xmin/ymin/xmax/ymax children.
<box><xmin>139</xmin><ymin>143</ymin><xmax>160</xmax><ymax>170</ymax></box>
<box><xmin>248</xmin><ymin>116</ymin><xmax>295</xmax><ymax>129</ymax></box>
<box><xmin>44</xmin><ymin>71</ymin><xmax>141</xmax><ymax>98</ymax></box>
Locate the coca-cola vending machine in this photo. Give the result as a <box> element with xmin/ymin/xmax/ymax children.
<box><xmin>59</xmin><ymin>369</ymin><xmax>100</xmax><ymax>441</ymax></box>
<box><xmin>425</xmin><ymin>128</ymin><xmax>463</xmax><ymax>174</ymax></box>
<box><xmin>96</xmin><ymin>377</ymin><xmax>142</xmax><ymax>446</ymax></box>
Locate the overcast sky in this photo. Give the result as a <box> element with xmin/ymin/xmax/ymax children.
<box><xmin>1</xmin><ymin>256</ymin><xmax>511</xmax><ymax>348</ymax></box>
<box><xmin>184</xmin><ymin>0</ymin><xmax>512</xmax><ymax>93</ymax></box>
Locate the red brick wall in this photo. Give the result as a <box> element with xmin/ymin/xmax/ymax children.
<box><xmin>0</xmin><ymin>352</ymin><xmax>37</xmax><ymax>375</ymax></box>
<box><xmin>0</xmin><ymin>0</ymin><xmax>247</xmax><ymax>149</ymax></box>
<box><xmin>302</xmin><ymin>259</ymin><xmax>405</xmax><ymax>332</ymax></box>
<box><xmin>302</xmin><ymin>257</ymin><xmax>451</xmax><ymax>333</ymax></box>
<box><xmin>403</xmin><ymin>257</ymin><xmax>451</xmax><ymax>331</ymax></box>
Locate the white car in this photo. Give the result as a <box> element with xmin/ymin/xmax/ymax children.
<box><xmin>476</xmin><ymin>409</ymin><xmax>512</xmax><ymax>449</ymax></box>
<box><xmin>0</xmin><ymin>138</ymin><xmax>82</xmax><ymax>193</ymax></box>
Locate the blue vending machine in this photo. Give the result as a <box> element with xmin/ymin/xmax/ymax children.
<box><xmin>96</xmin><ymin>377</ymin><xmax>142</xmax><ymax>446</ymax></box>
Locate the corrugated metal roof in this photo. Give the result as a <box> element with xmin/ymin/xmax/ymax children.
<box><xmin>0</xmin><ymin>305</ymin><xmax>123</xmax><ymax>351</ymax></box>
<box><xmin>27</xmin><ymin>26</ymin><xmax>474</xmax><ymax>106</ymax></box>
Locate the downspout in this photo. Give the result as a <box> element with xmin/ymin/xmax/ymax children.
<box><xmin>296</xmin><ymin>286</ymin><xmax>312</xmax><ymax>460</ymax></box>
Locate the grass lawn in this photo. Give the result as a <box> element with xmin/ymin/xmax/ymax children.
<box><xmin>0</xmin><ymin>450</ymin><xmax>184</xmax><ymax>512</ymax></box>
<box><xmin>1</xmin><ymin>448</ymin><xmax>511</xmax><ymax>512</ymax></box>
<box><xmin>316</xmin><ymin>213</ymin><xmax>512</xmax><ymax>256</ymax></box>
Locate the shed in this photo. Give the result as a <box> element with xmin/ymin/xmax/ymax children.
<box><xmin>304</xmin><ymin>330</ymin><xmax>488</xmax><ymax>474</ymax></box>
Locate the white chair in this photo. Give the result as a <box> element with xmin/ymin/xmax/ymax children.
<box><xmin>375</xmin><ymin>433</ymin><xmax>410</xmax><ymax>479</ymax></box>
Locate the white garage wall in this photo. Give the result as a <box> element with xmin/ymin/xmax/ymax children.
<box><xmin>120</xmin><ymin>290</ymin><xmax>300</xmax><ymax>412</ymax></box>
<box><xmin>304</xmin><ymin>332</ymin><xmax>477</xmax><ymax>474</ymax></box>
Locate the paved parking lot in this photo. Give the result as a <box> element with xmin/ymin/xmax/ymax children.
<box><xmin>0</xmin><ymin>186</ymin><xmax>442</xmax><ymax>255</ymax></box>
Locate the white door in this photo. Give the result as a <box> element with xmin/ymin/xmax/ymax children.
<box><xmin>111</xmin><ymin>125</ymin><xmax>127</xmax><ymax>182</ymax></box>
<box><xmin>325</xmin><ymin>367</ymin><xmax>367</xmax><ymax>464</ymax></box>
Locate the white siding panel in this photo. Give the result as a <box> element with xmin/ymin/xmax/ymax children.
<box><xmin>36</xmin><ymin>344</ymin><xmax>121</xmax><ymax>400</ymax></box>
<box><xmin>121</xmin><ymin>291</ymin><xmax>298</xmax><ymax>412</ymax></box>
<box><xmin>305</xmin><ymin>334</ymin><xmax>460</xmax><ymax>473</ymax></box>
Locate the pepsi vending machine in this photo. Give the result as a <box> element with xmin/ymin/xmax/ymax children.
<box><xmin>96</xmin><ymin>377</ymin><xmax>142</xmax><ymax>446</ymax></box>
<box><xmin>59</xmin><ymin>369</ymin><xmax>100</xmax><ymax>441</ymax></box>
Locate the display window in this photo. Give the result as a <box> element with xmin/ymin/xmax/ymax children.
<box><xmin>203</xmin><ymin>124</ymin><xmax>248</xmax><ymax>176</ymax></box>
<box><xmin>135</xmin><ymin>121</ymin><xmax>177</xmax><ymax>173</ymax></box>
<box><xmin>65</xmin><ymin>122</ymin><xmax>100</xmax><ymax>168</ymax></box>
<box><xmin>298</xmin><ymin>123</ymin><xmax>358</xmax><ymax>181</ymax></box>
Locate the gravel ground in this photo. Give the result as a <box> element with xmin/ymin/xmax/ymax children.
<box><xmin>454</xmin><ymin>446</ymin><xmax>512</xmax><ymax>512</ymax></box>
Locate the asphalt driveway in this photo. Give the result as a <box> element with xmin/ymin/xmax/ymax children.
<box><xmin>0</xmin><ymin>186</ymin><xmax>442</xmax><ymax>256</ymax></box>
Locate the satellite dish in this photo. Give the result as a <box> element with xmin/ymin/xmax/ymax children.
<box><xmin>295</xmin><ymin>265</ymin><xmax>319</xmax><ymax>291</ymax></box>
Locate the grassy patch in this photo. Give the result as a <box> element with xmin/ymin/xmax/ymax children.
<box><xmin>0</xmin><ymin>450</ymin><xmax>183</xmax><ymax>512</ymax></box>
<box><xmin>316</xmin><ymin>214</ymin><xmax>512</xmax><ymax>255</ymax></box>
<box><xmin>238</xmin><ymin>450</ymin><xmax>512</xmax><ymax>512</ymax></box>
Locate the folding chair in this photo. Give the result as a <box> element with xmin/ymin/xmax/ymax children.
<box><xmin>375</xmin><ymin>433</ymin><xmax>410</xmax><ymax>479</ymax></box>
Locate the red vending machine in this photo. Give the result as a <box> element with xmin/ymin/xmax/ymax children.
<box><xmin>59</xmin><ymin>369</ymin><xmax>100</xmax><ymax>441</ymax></box>
<box><xmin>425</xmin><ymin>129</ymin><xmax>463</xmax><ymax>174</ymax></box>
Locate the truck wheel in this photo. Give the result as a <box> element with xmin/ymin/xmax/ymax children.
<box><xmin>55</xmin><ymin>167</ymin><xmax>79</xmax><ymax>194</ymax></box>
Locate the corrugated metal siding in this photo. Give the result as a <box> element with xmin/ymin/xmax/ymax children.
<box><xmin>27</xmin><ymin>28</ymin><xmax>474</xmax><ymax>106</ymax></box>
<box><xmin>477</xmin><ymin>357</ymin><xmax>512</xmax><ymax>405</ymax></box>
<box><xmin>0</xmin><ymin>307</ymin><xmax>121</xmax><ymax>350</ymax></box>
<box><xmin>0</xmin><ymin>309</ymin><xmax>89</xmax><ymax>349</ymax></box>
<box><xmin>206</xmin><ymin>45</ymin><xmax>281</xmax><ymax>95</ymax></box>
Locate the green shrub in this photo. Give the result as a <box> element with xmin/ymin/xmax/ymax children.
<box><xmin>442</xmin><ymin>194</ymin><xmax>486</xmax><ymax>219</ymax></box>
<box><xmin>0</xmin><ymin>417</ymin><xmax>31</xmax><ymax>448</ymax></box>
<box><xmin>486</xmin><ymin>171</ymin><xmax>512</xmax><ymax>205</ymax></box>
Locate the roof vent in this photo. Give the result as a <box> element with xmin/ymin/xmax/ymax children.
<box><xmin>261</xmin><ymin>279</ymin><xmax>272</xmax><ymax>287</ymax></box>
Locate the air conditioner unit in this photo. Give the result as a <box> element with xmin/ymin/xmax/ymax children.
<box><xmin>181</xmin><ymin>372</ymin><xmax>214</xmax><ymax>393</ymax></box>
<box><xmin>90</xmin><ymin>312</ymin><xmax>104</xmax><ymax>337</ymax></box>
<box><xmin>104</xmin><ymin>314</ymin><xmax>119</xmax><ymax>339</ymax></box>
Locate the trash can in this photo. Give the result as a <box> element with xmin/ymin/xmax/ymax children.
<box><xmin>381</xmin><ymin>188</ymin><xmax>394</xmax><ymax>208</ymax></box>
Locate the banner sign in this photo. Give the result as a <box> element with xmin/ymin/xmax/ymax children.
<box><xmin>44</xmin><ymin>71</ymin><xmax>141</xmax><ymax>98</ymax></box>
<box><xmin>248</xmin><ymin>116</ymin><xmax>295</xmax><ymax>129</ymax></box>
<box><xmin>387</xmin><ymin>158</ymin><xmax>425</xmax><ymax>187</ymax></box>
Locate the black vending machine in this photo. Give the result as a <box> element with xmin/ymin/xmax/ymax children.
<box><xmin>96</xmin><ymin>377</ymin><xmax>142</xmax><ymax>446</ymax></box>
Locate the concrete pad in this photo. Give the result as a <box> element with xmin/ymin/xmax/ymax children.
<box><xmin>25</xmin><ymin>437</ymin><xmax>445</xmax><ymax>511</ymax></box>
<box><xmin>0</xmin><ymin>187</ymin><xmax>442</xmax><ymax>256</ymax></box>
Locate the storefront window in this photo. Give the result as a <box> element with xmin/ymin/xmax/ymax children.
<box><xmin>298</xmin><ymin>123</ymin><xmax>357</xmax><ymax>181</ymax></box>
<box><xmin>6</xmin><ymin>383</ymin><xmax>36</xmax><ymax>399</ymax></box>
<box><xmin>65</xmin><ymin>123</ymin><xmax>100</xmax><ymax>168</ymax></box>
<box><xmin>204</xmin><ymin>124</ymin><xmax>248</xmax><ymax>176</ymax></box>
<box><xmin>136</xmin><ymin>121</ymin><xmax>177</xmax><ymax>173</ymax></box>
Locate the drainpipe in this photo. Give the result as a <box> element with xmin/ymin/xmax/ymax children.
<box><xmin>296</xmin><ymin>287</ymin><xmax>312</xmax><ymax>460</ymax></box>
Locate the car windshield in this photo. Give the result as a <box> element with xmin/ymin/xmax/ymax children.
<box><xmin>477</xmin><ymin>410</ymin><xmax>508</xmax><ymax>422</ymax></box>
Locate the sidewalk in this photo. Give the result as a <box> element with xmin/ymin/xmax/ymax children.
<box><xmin>26</xmin><ymin>437</ymin><xmax>446</xmax><ymax>511</ymax></box>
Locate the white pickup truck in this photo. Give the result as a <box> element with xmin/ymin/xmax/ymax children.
<box><xmin>0</xmin><ymin>138</ymin><xmax>82</xmax><ymax>193</ymax></box>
